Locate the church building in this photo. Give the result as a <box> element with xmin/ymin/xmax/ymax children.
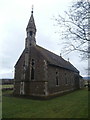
<box><xmin>13</xmin><ymin>9</ymin><xmax>80</xmax><ymax>98</ymax></box>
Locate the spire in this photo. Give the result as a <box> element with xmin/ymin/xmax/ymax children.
<box><xmin>26</xmin><ymin>6</ymin><xmax>36</xmax><ymax>32</ymax></box>
<box><xmin>25</xmin><ymin>6</ymin><xmax>37</xmax><ymax>47</ymax></box>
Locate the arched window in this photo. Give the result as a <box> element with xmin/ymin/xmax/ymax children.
<box><xmin>31</xmin><ymin>67</ymin><xmax>34</xmax><ymax>79</ymax></box>
<box><xmin>55</xmin><ymin>71</ymin><xmax>59</xmax><ymax>86</ymax></box>
<box><xmin>56</xmin><ymin>76</ymin><xmax>59</xmax><ymax>86</ymax></box>
<box><xmin>31</xmin><ymin>59</ymin><xmax>35</xmax><ymax>80</ymax></box>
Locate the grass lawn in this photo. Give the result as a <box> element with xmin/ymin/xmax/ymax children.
<box><xmin>2</xmin><ymin>84</ymin><xmax>13</xmax><ymax>89</ymax></box>
<box><xmin>2</xmin><ymin>88</ymin><xmax>88</xmax><ymax>118</ymax></box>
<box><xmin>0</xmin><ymin>85</ymin><xmax>2</xmax><ymax>90</ymax></box>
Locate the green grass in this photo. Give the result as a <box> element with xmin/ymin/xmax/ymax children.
<box><xmin>2</xmin><ymin>84</ymin><xmax>13</xmax><ymax>89</ymax></box>
<box><xmin>2</xmin><ymin>88</ymin><xmax>88</xmax><ymax>118</ymax></box>
<box><xmin>0</xmin><ymin>85</ymin><xmax>2</xmax><ymax>90</ymax></box>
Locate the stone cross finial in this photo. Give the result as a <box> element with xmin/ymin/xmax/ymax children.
<box><xmin>68</xmin><ymin>58</ymin><xmax>69</xmax><ymax>62</ymax></box>
<box><xmin>60</xmin><ymin>53</ymin><xmax>62</xmax><ymax>56</ymax></box>
<box><xmin>31</xmin><ymin>5</ymin><xmax>34</xmax><ymax>14</ymax></box>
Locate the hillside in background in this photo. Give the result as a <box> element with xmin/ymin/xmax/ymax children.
<box><xmin>83</xmin><ymin>77</ymin><xmax>90</xmax><ymax>80</ymax></box>
<box><xmin>0</xmin><ymin>79</ymin><xmax>14</xmax><ymax>85</ymax></box>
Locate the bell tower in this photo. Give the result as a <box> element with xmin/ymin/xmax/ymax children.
<box><xmin>25</xmin><ymin>6</ymin><xmax>37</xmax><ymax>48</ymax></box>
<box><xmin>24</xmin><ymin>7</ymin><xmax>36</xmax><ymax>69</ymax></box>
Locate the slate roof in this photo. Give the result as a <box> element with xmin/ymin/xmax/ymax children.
<box><xmin>36</xmin><ymin>45</ymin><xmax>79</xmax><ymax>73</ymax></box>
<box><xmin>15</xmin><ymin>45</ymin><xmax>79</xmax><ymax>73</ymax></box>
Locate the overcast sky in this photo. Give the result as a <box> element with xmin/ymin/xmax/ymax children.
<box><xmin>0</xmin><ymin>0</ymin><xmax>88</xmax><ymax>78</ymax></box>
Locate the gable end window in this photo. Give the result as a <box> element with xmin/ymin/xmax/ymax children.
<box><xmin>31</xmin><ymin>59</ymin><xmax>35</xmax><ymax>80</ymax></box>
<box><xmin>31</xmin><ymin>67</ymin><xmax>34</xmax><ymax>79</ymax></box>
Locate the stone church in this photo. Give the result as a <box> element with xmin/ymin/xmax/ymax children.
<box><xmin>13</xmin><ymin>9</ymin><xmax>80</xmax><ymax>98</ymax></box>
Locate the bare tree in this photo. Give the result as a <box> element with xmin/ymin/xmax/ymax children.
<box><xmin>55</xmin><ymin>0</ymin><xmax>90</xmax><ymax>60</ymax></box>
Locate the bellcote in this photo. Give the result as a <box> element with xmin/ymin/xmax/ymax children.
<box><xmin>26</xmin><ymin>8</ymin><xmax>36</xmax><ymax>37</ymax></box>
<box><xmin>26</xmin><ymin>7</ymin><xmax>36</xmax><ymax>47</ymax></box>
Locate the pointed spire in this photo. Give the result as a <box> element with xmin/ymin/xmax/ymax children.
<box><xmin>26</xmin><ymin>6</ymin><xmax>36</xmax><ymax>32</ymax></box>
<box><xmin>26</xmin><ymin>6</ymin><xmax>37</xmax><ymax>47</ymax></box>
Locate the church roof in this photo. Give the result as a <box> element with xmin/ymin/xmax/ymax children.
<box><xmin>15</xmin><ymin>45</ymin><xmax>79</xmax><ymax>73</ymax></box>
<box><xmin>36</xmin><ymin>45</ymin><xmax>79</xmax><ymax>73</ymax></box>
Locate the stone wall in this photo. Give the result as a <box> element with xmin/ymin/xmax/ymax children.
<box><xmin>14</xmin><ymin>46</ymin><xmax>47</xmax><ymax>95</ymax></box>
<box><xmin>47</xmin><ymin>65</ymin><xmax>79</xmax><ymax>95</ymax></box>
<box><xmin>14</xmin><ymin>46</ymin><xmax>79</xmax><ymax>97</ymax></box>
<box><xmin>14</xmin><ymin>50</ymin><xmax>25</xmax><ymax>82</ymax></box>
